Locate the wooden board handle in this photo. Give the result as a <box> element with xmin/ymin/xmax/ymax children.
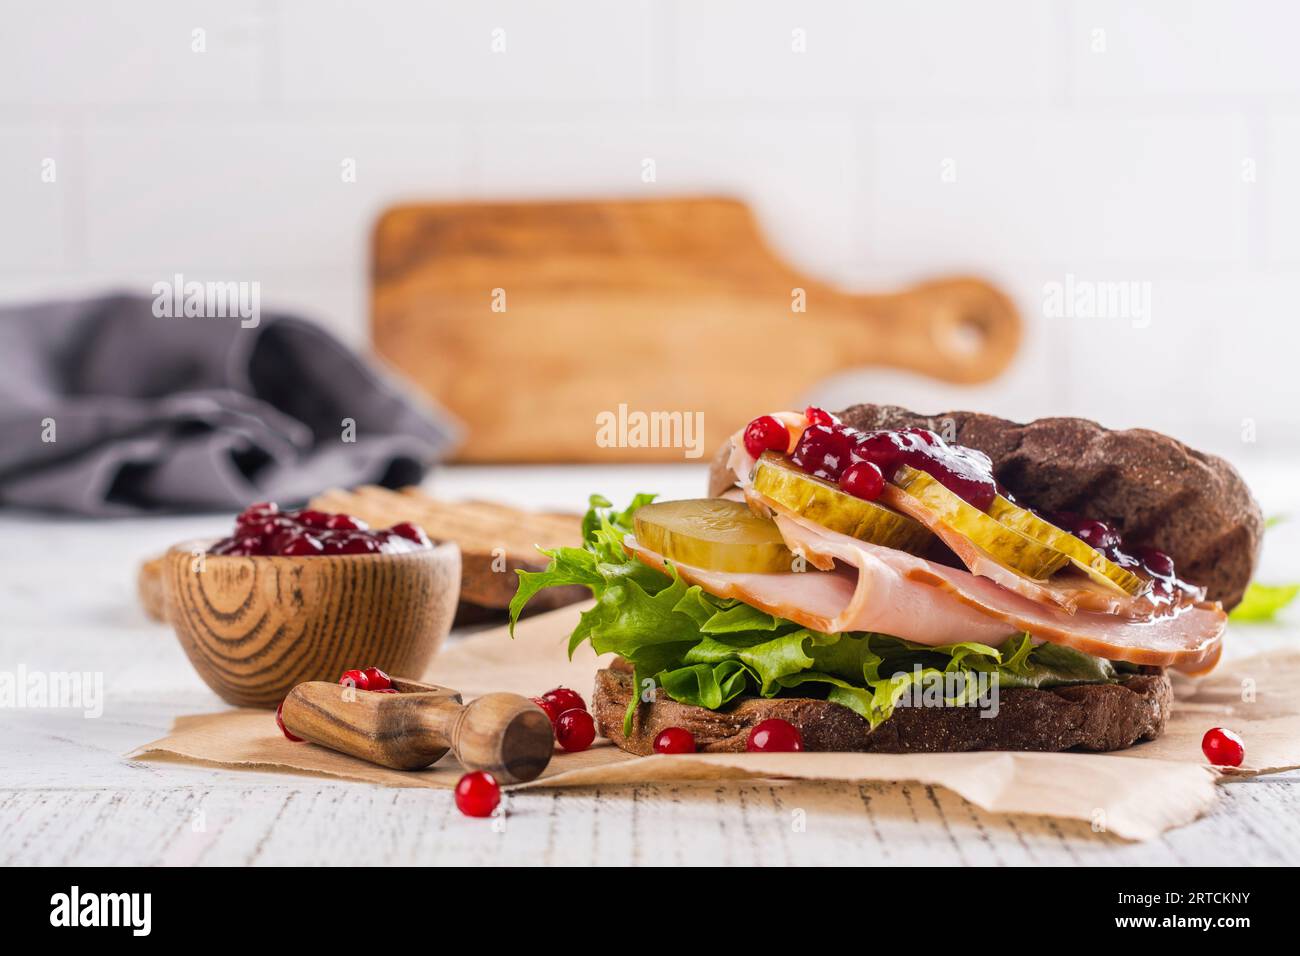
<box><xmin>839</xmin><ymin>277</ymin><xmax>1021</xmax><ymax>385</ymax></box>
<box><xmin>281</xmin><ymin>681</ymin><xmax>554</xmax><ymax>784</ymax></box>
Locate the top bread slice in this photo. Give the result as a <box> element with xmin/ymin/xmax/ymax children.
<box><xmin>710</xmin><ymin>404</ymin><xmax>1262</xmax><ymax>609</ymax></box>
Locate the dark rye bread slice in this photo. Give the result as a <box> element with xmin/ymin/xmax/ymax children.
<box><xmin>593</xmin><ymin>665</ymin><xmax>1172</xmax><ymax>755</ymax></box>
<box><xmin>709</xmin><ymin>404</ymin><xmax>1262</xmax><ymax>609</ymax></box>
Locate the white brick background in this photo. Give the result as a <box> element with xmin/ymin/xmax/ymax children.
<box><xmin>2</xmin><ymin>0</ymin><xmax>1298</xmax><ymax>462</ymax></box>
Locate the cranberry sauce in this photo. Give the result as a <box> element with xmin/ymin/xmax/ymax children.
<box><xmin>790</xmin><ymin>414</ymin><xmax>998</xmax><ymax>510</ymax></box>
<box><xmin>1049</xmin><ymin>512</ymin><xmax>1197</xmax><ymax>601</ymax></box>
<box><xmin>775</xmin><ymin>408</ymin><xmax>1195</xmax><ymax>594</ymax></box>
<box><xmin>209</xmin><ymin>502</ymin><xmax>432</xmax><ymax>556</ymax></box>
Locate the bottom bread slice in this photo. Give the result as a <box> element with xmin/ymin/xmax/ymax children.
<box><xmin>593</xmin><ymin>664</ymin><xmax>1171</xmax><ymax>755</ymax></box>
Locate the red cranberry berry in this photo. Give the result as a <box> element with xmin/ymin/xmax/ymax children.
<box><xmin>256</xmin><ymin>515</ymin><xmax>294</xmax><ymax>539</ymax></box>
<box><xmin>363</xmin><ymin>667</ymin><xmax>392</xmax><ymax>690</ymax></box>
<box><xmin>653</xmin><ymin>727</ymin><xmax>696</xmax><ymax>754</ymax></box>
<box><xmin>839</xmin><ymin>461</ymin><xmax>884</xmax><ymax>501</ymax></box>
<box><xmin>293</xmin><ymin>509</ymin><xmax>332</xmax><ymax>529</ymax></box>
<box><xmin>212</xmin><ymin>535</ymin><xmax>264</xmax><ymax>556</ymax></box>
<box><xmin>743</xmin><ymin>415</ymin><xmax>791</xmax><ymax>460</ymax></box>
<box><xmin>1138</xmin><ymin>548</ymin><xmax>1175</xmax><ymax>578</ymax></box>
<box><xmin>531</xmin><ymin>696</ymin><xmax>562</xmax><ymax>725</ymax></box>
<box><xmin>1202</xmin><ymin>727</ymin><xmax>1245</xmax><ymax>767</ymax></box>
<box><xmin>339</xmin><ymin>668</ymin><xmax>371</xmax><ymax>691</ymax></box>
<box><xmin>332</xmin><ymin>532</ymin><xmax>382</xmax><ymax>555</ymax></box>
<box><xmin>454</xmin><ymin>771</ymin><xmax>501</xmax><ymax>817</ymax></box>
<box><xmin>790</xmin><ymin>424</ymin><xmax>855</xmax><ymax>482</ymax></box>
<box><xmin>804</xmin><ymin>406</ymin><xmax>839</xmax><ymax>427</ymax></box>
<box><xmin>555</xmin><ymin>709</ymin><xmax>596</xmax><ymax>752</ymax></box>
<box><xmin>746</xmin><ymin>718</ymin><xmax>803</xmax><ymax>753</ymax></box>
<box><xmin>542</xmin><ymin>687</ymin><xmax>587</xmax><ymax>714</ymax></box>
<box><xmin>275</xmin><ymin>701</ymin><xmax>303</xmax><ymax>742</ymax></box>
<box><xmin>901</xmin><ymin>426</ymin><xmax>939</xmax><ymax>446</ymax></box>
<box><xmin>215</xmin><ymin>503</ymin><xmax>436</xmax><ymax>557</ymax></box>
<box><xmin>324</xmin><ymin>513</ymin><xmax>367</xmax><ymax>531</ymax></box>
<box><xmin>851</xmin><ymin>431</ymin><xmax>906</xmax><ymax>475</ymax></box>
<box><xmin>388</xmin><ymin>521</ymin><xmax>431</xmax><ymax>546</ymax></box>
<box><xmin>1074</xmin><ymin>519</ymin><xmax>1120</xmax><ymax>552</ymax></box>
<box><xmin>236</xmin><ymin>502</ymin><xmax>279</xmax><ymax>532</ymax></box>
<box><xmin>279</xmin><ymin>533</ymin><xmax>324</xmax><ymax>556</ymax></box>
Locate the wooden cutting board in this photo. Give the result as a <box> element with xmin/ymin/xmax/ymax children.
<box><xmin>372</xmin><ymin>197</ymin><xmax>1020</xmax><ymax>462</ymax></box>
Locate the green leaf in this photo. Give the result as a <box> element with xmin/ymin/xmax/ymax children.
<box><xmin>658</xmin><ymin>660</ymin><xmax>751</xmax><ymax>710</ymax></box>
<box><xmin>700</xmin><ymin>601</ymin><xmax>789</xmax><ymax>634</ymax></box>
<box><xmin>508</xmin><ymin>546</ymin><xmax>601</xmax><ymax>637</ymax></box>
<box><xmin>1230</xmin><ymin>582</ymin><xmax>1300</xmax><ymax>623</ymax></box>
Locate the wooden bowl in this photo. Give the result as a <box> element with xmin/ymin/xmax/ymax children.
<box><xmin>163</xmin><ymin>540</ymin><xmax>461</xmax><ymax>708</ymax></box>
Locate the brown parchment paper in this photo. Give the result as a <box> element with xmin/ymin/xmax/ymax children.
<box><xmin>132</xmin><ymin>604</ymin><xmax>1300</xmax><ymax>841</ymax></box>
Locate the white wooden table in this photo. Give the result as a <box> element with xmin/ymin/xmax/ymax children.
<box><xmin>4</xmin><ymin>463</ymin><xmax>1299</xmax><ymax>866</ymax></box>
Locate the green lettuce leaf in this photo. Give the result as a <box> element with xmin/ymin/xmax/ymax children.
<box><xmin>1230</xmin><ymin>582</ymin><xmax>1300</xmax><ymax>623</ymax></box>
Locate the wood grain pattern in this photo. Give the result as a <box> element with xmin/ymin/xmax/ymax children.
<box><xmin>7</xmin><ymin>779</ymin><xmax>1300</xmax><ymax>866</ymax></box>
<box><xmin>281</xmin><ymin>678</ymin><xmax>553</xmax><ymax>783</ymax></box>
<box><xmin>371</xmin><ymin>197</ymin><xmax>1021</xmax><ymax>462</ymax></box>
<box><xmin>137</xmin><ymin>554</ymin><xmax>167</xmax><ymax>622</ymax></box>
<box><xmin>163</xmin><ymin>540</ymin><xmax>461</xmax><ymax>708</ymax></box>
<box><xmin>309</xmin><ymin>486</ymin><xmax>585</xmax><ymax>612</ymax></box>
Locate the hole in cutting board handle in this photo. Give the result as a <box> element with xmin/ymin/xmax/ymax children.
<box><xmin>915</xmin><ymin>278</ymin><xmax>1020</xmax><ymax>382</ymax></box>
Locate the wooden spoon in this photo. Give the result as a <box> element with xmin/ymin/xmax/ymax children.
<box><xmin>280</xmin><ymin>677</ymin><xmax>554</xmax><ymax>784</ymax></box>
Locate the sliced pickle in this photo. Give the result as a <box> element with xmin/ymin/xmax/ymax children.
<box><xmin>633</xmin><ymin>499</ymin><xmax>795</xmax><ymax>573</ymax></box>
<box><xmin>892</xmin><ymin>465</ymin><xmax>1070</xmax><ymax>581</ymax></box>
<box><xmin>751</xmin><ymin>452</ymin><xmax>933</xmax><ymax>554</ymax></box>
<box><xmin>986</xmin><ymin>495</ymin><xmax>1148</xmax><ymax>596</ymax></box>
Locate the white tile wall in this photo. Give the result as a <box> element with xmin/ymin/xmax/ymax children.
<box><xmin>0</xmin><ymin>126</ymin><xmax>70</xmax><ymax>270</ymax></box>
<box><xmin>672</xmin><ymin>1</ymin><xmax>1058</xmax><ymax>103</ymax></box>
<box><xmin>1069</xmin><ymin>0</ymin><xmax>1300</xmax><ymax>98</ymax></box>
<box><xmin>472</xmin><ymin>113</ymin><xmax>861</xmax><ymax>280</ymax></box>
<box><xmin>81</xmin><ymin>121</ymin><xmax>468</xmax><ymax>272</ymax></box>
<box><xmin>1264</xmin><ymin>115</ymin><xmax>1300</xmax><ymax>265</ymax></box>
<box><xmin>277</xmin><ymin>0</ymin><xmax>655</xmax><ymax>103</ymax></box>
<box><xmin>2</xmin><ymin>0</ymin><xmax>1299</xmax><ymax>459</ymax></box>
<box><xmin>0</xmin><ymin>0</ymin><xmax>266</xmax><ymax>106</ymax></box>
<box><xmin>866</xmin><ymin>113</ymin><xmax>1253</xmax><ymax>267</ymax></box>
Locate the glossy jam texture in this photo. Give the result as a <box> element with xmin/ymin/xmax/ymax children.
<box><xmin>760</xmin><ymin>409</ymin><xmax>1191</xmax><ymax>590</ymax></box>
<box><xmin>1049</xmin><ymin>511</ymin><xmax>1192</xmax><ymax>600</ymax></box>
<box><xmin>790</xmin><ymin>413</ymin><xmax>998</xmax><ymax>511</ymax></box>
<box><xmin>209</xmin><ymin>502</ymin><xmax>432</xmax><ymax>556</ymax></box>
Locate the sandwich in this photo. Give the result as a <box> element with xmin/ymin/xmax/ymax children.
<box><xmin>510</xmin><ymin>404</ymin><xmax>1262</xmax><ymax>754</ymax></box>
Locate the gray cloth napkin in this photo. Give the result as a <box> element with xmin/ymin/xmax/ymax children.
<box><xmin>0</xmin><ymin>293</ymin><xmax>460</xmax><ymax>515</ymax></box>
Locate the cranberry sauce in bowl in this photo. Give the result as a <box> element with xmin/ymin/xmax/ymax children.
<box><xmin>209</xmin><ymin>502</ymin><xmax>432</xmax><ymax>557</ymax></box>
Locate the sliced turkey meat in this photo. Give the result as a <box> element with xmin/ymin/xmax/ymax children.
<box><xmin>772</xmin><ymin>512</ymin><xmax>1225</xmax><ymax>676</ymax></box>
<box><xmin>623</xmin><ymin>534</ymin><xmax>1021</xmax><ymax>648</ymax></box>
